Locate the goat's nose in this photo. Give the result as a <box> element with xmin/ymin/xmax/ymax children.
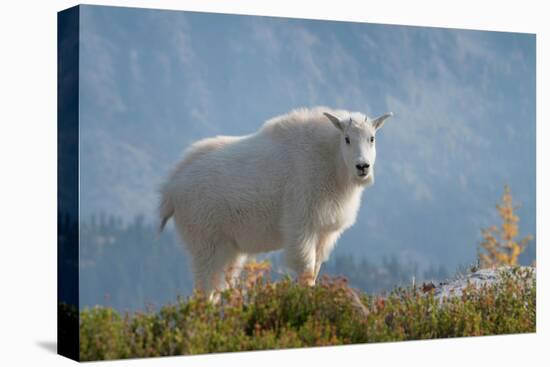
<box><xmin>355</xmin><ymin>163</ymin><xmax>370</xmax><ymax>171</ymax></box>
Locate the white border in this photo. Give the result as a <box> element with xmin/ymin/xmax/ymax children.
<box><xmin>0</xmin><ymin>1</ymin><xmax>547</xmax><ymax>366</ymax></box>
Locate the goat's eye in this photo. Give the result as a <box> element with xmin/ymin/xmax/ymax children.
<box><xmin>345</xmin><ymin>136</ymin><xmax>350</xmax><ymax>145</ymax></box>
<box><xmin>370</xmin><ymin>136</ymin><xmax>375</xmax><ymax>143</ymax></box>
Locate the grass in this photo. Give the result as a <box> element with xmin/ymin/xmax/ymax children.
<box><xmin>73</xmin><ymin>265</ymin><xmax>535</xmax><ymax>361</ymax></box>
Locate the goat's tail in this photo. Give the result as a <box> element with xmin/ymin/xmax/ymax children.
<box><xmin>158</xmin><ymin>191</ymin><xmax>174</xmax><ymax>235</ymax></box>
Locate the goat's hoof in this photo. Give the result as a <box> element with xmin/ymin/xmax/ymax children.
<box><xmin>299</xmin><ymin>273</ymin><xmax>316</xmax><ymax>287</ymax></box>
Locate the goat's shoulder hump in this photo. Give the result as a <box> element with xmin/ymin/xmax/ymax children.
<box><xmin>171</xmin><ymin>135</ymin><xmax>241</xmax><ymax>178</ymax></box>
<box><xmin>260</xmin><ymin>106</ymin><xmax>348</xmax><ymax>139</ymax></box>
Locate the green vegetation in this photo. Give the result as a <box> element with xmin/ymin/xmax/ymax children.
<box><xmin>78</xmin><ymin>264</ymin><xmax>535</xmax><ymax>361</ymax></box>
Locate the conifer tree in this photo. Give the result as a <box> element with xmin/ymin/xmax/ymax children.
<box><xmin>478</xmin><ymin>185</ymin><xmax>532</xmax><ymax>267</ymax></box>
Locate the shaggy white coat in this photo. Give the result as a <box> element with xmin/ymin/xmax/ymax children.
<box><xmin>158</xmin><ymin>107</ymin><xmax>392</xmax><ymax>298</ymax></box>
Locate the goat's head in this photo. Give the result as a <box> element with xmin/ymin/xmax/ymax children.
<box><xmin>324</xmin><ymin>111</ymin><xmax>393</xmax><ymax>185</ymax></box>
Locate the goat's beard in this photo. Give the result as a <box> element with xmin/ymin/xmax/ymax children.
<box><xmin>354</xmin><ymin>171</ymin><xmax>374</xmax><ymax>187</ymax></box>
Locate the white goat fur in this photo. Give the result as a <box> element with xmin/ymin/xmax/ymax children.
<box><xmin>158</xmin><ymin>107</ymin><xmax>392</xmax><ymax>298</ymax></box>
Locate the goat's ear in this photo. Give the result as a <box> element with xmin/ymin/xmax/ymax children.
<box><xmin>372</xmin><ymin>112</ymin><xmax>393</xmax><ymax>131</ymax></box>
<box><xmin>324</xmin><ymin>112</ymin><xmax>344</xmax><ymax>131</ymax></box>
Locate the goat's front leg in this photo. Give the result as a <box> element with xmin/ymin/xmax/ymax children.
<box><xmin>313</xmin><ymin>231</ymin><xmax>340</xmax><ymax>284</ymax></box>
<box><xmin>284</xmin><ymin>232</ymin><xmax>318</xmax><ymax>286</ymax></box>
<box><xmin>314</xmin><ymin>260</ymin><xmax>322</xmax><ymax>282</ymax></box>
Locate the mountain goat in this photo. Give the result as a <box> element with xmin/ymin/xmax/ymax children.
<box><xmin>158</xmin><ymin>107</ymin><xmax>392</xmax><ymax>299</ymax></box>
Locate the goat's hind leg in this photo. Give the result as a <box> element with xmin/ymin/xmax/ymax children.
<box><xmin>190</xmin><ymin>240</ymin><xmax>241</xmax><ymax>302</ymax></box>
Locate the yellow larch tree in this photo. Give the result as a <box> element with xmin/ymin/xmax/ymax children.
<box><xmin>478</xmin><ymin>185</ymin><xmax>533</xmax><ymax>268</ymax></box>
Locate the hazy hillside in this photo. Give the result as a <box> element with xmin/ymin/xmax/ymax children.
<box><xmin>77</xmin><ymin>5</ymin><xmax>536</xmax><ymax>272</ymax></box>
